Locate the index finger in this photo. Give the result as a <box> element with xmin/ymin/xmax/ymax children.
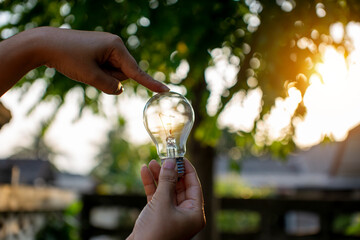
<box><xmin>113</xmin><ymin>41</ymin><xmax>169</xmax><ymax>92</ymax></box>
<box><xmin>140</xmin><ymin>164</ymin><xmax>157</xmax><ymax>202</ymax></box>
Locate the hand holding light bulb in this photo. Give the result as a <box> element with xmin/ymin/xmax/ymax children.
<box><xmin>127</xmin><ymin>92</ymin><xmax>205</xmax><ymax>240</ymax></box>
<box><xmin>127</xmin><ymin>158</ymin><xmax>206</xmax><ymax>240</ymax></box>
<box><xmin>143</xmin><ymin>91</ymin><xmax>195</xmax><ymax>177</ymax></box>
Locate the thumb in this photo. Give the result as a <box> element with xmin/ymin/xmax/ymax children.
<box><xmin>86</xmin><ymin>63</ymin><xmax>124</xmax><ymax>95</ymax></box>
<box><xmin>156</xmin><ymin>158</ymin><xmax>178</xmax><ymax>203</ymax></box>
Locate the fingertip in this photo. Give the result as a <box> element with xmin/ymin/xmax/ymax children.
<box><xmin>149</xmin><ymin>160</ymin><xmax>161</xmax><ymax>181</ymax></box>
<box><xmin>109</xmin><ymin>42</ymin><xmax>168</xmax><ymax>93</ymax></box>
<box><xmin>158</xmin><ymin>158</ymin><xmax>177</xmax><ymax>185</ymax></box>
<box><xmin>132</xmin><ymin>69</ymin><xmax>169</xmax><ymax>93</ymax></box>
<box><xmin>151</xmin><ymin>80</ymin><xmax>170</xmax><ymax>93</ymax></box>
<box><xmin>158</xmin><ymin>84</ymin><xmax>170</xmax><ymax>92</ymax></box>
<box><xmin>149</xmin><ymin>159</ymin><xmax>158</xmax><ymax>165</ymax></box>
<box><xmin>140</xmin><ymin>164</ymin><xmax>149</xmax><ymax>177</ymax></box>
<box><xmin>149</xmin><ymin>159</ymin><xmax>161</xmax><ymax>169</ymax></box>
<box><xmin>149</xmin><ymin>159</ymin><xmax>161</xmax><ymax>171</ymax></box>
<box><xmin>140</xmin><ymin>164</ymin><xmax>154</xmax><ymax>185</ymax></box>
<box><xmin>162</xmin><ymin>158</ymin><xmax>176</xmax><ymax>170</ymax></box>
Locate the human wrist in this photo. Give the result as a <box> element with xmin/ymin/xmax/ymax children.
<box><xmin>0</xmin><ymin>27</ymin><xmax>52</xmax><ymax>96</ymax></box>
<box><xmin>8</xmin><ymin>27</ymin><xmax>51</xmax><ymax>70</ymax></box>
<box><xmin>24</xmin><ymin>27</ymin><xmax>56</xmax><ymax>68</ymax></box>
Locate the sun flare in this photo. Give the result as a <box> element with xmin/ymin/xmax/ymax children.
<box><xmin>295</xmin><ymin>41</ymin><xmax>360</xmax><ymax>147</ymax></box>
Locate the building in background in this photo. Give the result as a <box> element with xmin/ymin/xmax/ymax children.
<box><xmin>237</xmin><ymin>125</ymin><xmax>360</xmax><ymax>193</ymax></box>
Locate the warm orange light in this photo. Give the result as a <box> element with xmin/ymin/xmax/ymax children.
<box><xmin>295</xmin><ymin>43</ymin><xmax>360</xmax><ymax>147</ymax></box>
<box><xmin>316</xmin><ymin>46</ymin><xmax>347</xmax><ymax>85</ymax></box>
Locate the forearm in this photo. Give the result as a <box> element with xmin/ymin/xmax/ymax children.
<box><xmin>0</xmin><ymin>28</ymin><xmax>47</xmax><ymax>97</ymax></box>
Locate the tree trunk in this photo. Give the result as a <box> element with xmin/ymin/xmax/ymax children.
<box><xmin>185</xmin><ymin>62</ymin><xmax>218</xmax><ymax>239</ymax></box>
<box><xmin>188</xmin><ymin>141</ymin><xmax>218</xmax><ymax>240</ymax></box>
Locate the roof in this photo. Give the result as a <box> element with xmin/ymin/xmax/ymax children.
<box><xmin>0</xmin><ymin>159</ymin><xmax>57</xmax><ymax>185</ymax></box>
<box><xmin>221</xmin><ymin>126</ymin><xmax>360</xmax><ymax>190</ymax></box>
<box><xmin>330</xmin><ymin>124</ymin><xmax>360</xmax><ymax>177</ymax></box>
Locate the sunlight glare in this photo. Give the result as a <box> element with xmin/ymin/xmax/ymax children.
<box><xmin>218</xmin><ymin>88</ymin><xmax>262</xmax><ymax>133</ymax></box>
<box><xmin>295</xmin><ymin>28</ymin><xmax>360</xmax><ymax>148</ymax></box>
<box><xmin>316</xmin><ymin>47</ymin><xmax>347</xmax><ymax>85</ymax></box>
<box><xmin>255</xmin><ymin>87</ymin><xmax>301</xmax><ymax>144</ymax></box>
<box><xmin>205</xmin><ymin>47</ymin><xmax>239</xmax><ymax>116</ymax></box>
<box><xmin>330</xmin><ymin>22</ymin><xmax>344</xmax><ymax>43</ymax></box>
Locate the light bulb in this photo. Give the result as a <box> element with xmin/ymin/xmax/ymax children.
<box><xmin>143</xmin><ymin>91</ymin><xmax>195</xmax><ymax>177</ymax></box>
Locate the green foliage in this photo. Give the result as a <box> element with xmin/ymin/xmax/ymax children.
<box><xmin>36</xmin><ymin>201</ymin><xmax>82</xmax><ymax>240</ymax></box>
<box><xmin>194</xmin><ymin>116</ymin><xmax>222</xmax><ymax>147</ymax></box>
<box><xmin>3</xmin><ymin>2</ymin><xmax>360</xmax><ymax>237</ymax></box>
<box><xmin>217</xmin><ymin>210</ymin><xmax>260</xmax><ymax>234</ymax></box>
<box><xmin>215</xmin><ymin>174</ymin><xmax>274</xmax><ymax>199</ymax></box>
<box><xmin>333</xmin><ymin>213</ymin><xmax>360</xmax><ymax>236</ymax></box>
<box><xmin>346</xmin><ymin>215</ymin><xmax>360</xmax><ymax>236</ymax></box>
<box><xmin>269</xmin><ymin>140</ymin><xmax>296</xmax><ymax>160</ymax></box>
<box><xmin>91</xmin><ymin>117</ymin><xmax>158</xmax><ymax>194</ymax></box>
<box><xmin>2</xmin><ymin>0</ymin><xmax>360</xmax><ymax>169</ymax></box>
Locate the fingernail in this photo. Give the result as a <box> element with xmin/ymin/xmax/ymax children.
<box><xmin>160</xmin><ymin>84</ymin><xmax>170</xmax><ymax>92</ymax></box>
<box><xmin>118</xmin><ymin>86</ymin><xmax>124</xmax><ymax>94</ymax></box>
<box><xmin>115</xmin><ymin>86</ymin><xmax>123</xmax><ymax>94</ymax></box>
<box><xmin>114</xmin><ymin>83</ymin><xmax>124</xmax><ymax>95</ymax></box>
<box><xmin>163</xmin><ymin>159</ymin><xmax>176</xmax><ymax>169</ymax></box>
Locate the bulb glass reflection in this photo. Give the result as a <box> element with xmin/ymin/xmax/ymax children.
<box><xmin>143</xmin><ymin>91</ymin><xmax>195</xmax><ymax>177</ymax></box>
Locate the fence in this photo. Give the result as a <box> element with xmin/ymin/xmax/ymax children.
<box><xmin>0</xmin><ymin>185</ymin><xmax>76</xmax><ymax>239</ymax></box>
<box><xmin>81</xmin><ymin>193</ymin><xmax>360</xmax><ymax>240</ymax></box>
<box><xmin>81</xmin><ymin>194</ymin><xmax>146</xmax><ymax>239</ymax></box>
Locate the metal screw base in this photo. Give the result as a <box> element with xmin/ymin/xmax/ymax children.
<box><xmin>161</xmin><ymin>157</ymin><xmax>185</xmax><ymax>178</ymax></box>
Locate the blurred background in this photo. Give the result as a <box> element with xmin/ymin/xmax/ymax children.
<box><xmin>1</xmin><ymin>0</ymin><xmax>360</xmax><ymax>239</ymax></box>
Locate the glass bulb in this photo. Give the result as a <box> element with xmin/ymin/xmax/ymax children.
<box><xmin>143</xmin><ymin>91</ymin><xmax>195</xmax><ymax>177</ymax></box>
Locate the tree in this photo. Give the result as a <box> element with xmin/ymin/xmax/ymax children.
<box><xmin>91</xmin><ymin>117</ymin><xmax>158</xmax><ymax>194</ymax></box>
<box><xmin>1</xmin><ymin>0</ymin><xmax>360</xmax><ymax>239</ymax></box>
<box><xmin>10</xmin><ymin>127</ymin><xmax>60</xmax><ymax>161</ymax></box>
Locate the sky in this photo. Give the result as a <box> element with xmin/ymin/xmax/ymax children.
<box><xmin>0</xmin><ymin>83</ymin><xmax>114</xmax><ymax>174</ymax></box>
